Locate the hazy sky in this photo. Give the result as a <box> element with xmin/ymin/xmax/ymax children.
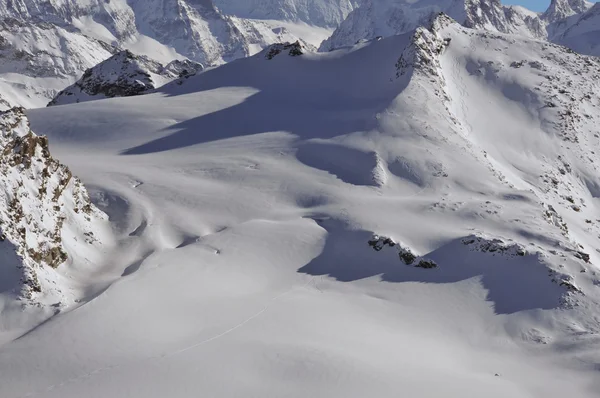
<box><xmin>504</xmin><ymin>0</ymin><xmax>599</xmax><ymax>12</ymax></box>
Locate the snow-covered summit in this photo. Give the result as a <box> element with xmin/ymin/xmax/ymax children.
<box><xmin>0</xmin><ymin>107</ymin><xmax>109</xmax><ymax>304</ymax></box>
<box><xmin>48</xmin><ymin>50</ymin><xmax>203</xmax><ymax>106</ymax></box>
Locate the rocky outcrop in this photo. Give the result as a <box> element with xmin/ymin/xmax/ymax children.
<box><xmin>265</xmin><ymin>41</ymin><xmax>307</xmax><ymax>60</ymax></box>
<box><xmin>0</xmin><ymin>107</ymin><xmax>107</xmax><ymax>300</ymax></box>
<box><xmin>395</xmin><ymin>17</ymin><xmax>452</xmax><ymax>79</ymax></box>
<box><xmin>368</xmin><ymin>235</ymin><xmax>437</xmax><ymax>268</ymax></box>
<box><xmin>48</xmin><ymin>50</ymin><xmax>203</xmax><ymax>106</ymax></box>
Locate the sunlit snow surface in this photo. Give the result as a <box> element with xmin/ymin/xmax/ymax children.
<box><xmin>1</xmin><ymin>21</ymin><xmax>600</xmax><ymax>397</ymax></box>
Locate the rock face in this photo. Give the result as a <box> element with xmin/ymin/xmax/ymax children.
<box><xmin>48</xmin><ymin>50</ymin><xmax>203</xmax><ymax>106</ymax></box>
<box><xmin>0</xmin><ymin>108</ymin><xmax>107</xmax><ymax>301</ymax></box>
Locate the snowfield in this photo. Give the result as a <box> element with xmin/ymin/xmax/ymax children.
<box><xmin>0</xmin><ymin>14</ymin><xmax>599</xmax><ymax>397</ymax></box>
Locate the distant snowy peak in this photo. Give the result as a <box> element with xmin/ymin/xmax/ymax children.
<box><xmin>0</xmin><ymin>107</ymin><xmax>107</xmax><ymax>302</ymax></box>
<box><xmin>0</xmin><ymin>0</ymin><xmax>137</xmax><ymax>40</ymax></box>
<box><xmin>0</xmin><ymin>18</ymin><xmax>115</xmax><ymax>110</ymax></box>
<box><xmin>319</xmin><ymin>0</ymin><xmax>547</xmax><ymax>52</ymax></box>
<box><xmin>554</xmin><ymin>3</ymin><xmax>600</xmax><ymax>56</ymax></box>
<box><xmin>48</xmin><ymin>50</ymin><xmax>203</xmax><ymax>106</ymax></box>
<box><xmin>543</xmin><ymin>0</ymin><xmax>593</xmax><ymax>22</ymax></box>
<box><xmin>459</xmin><ymin>0</ymin><xmax>545</xmax><ymax>37</ymax></box>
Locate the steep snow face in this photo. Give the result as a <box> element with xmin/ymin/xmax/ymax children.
<box><xmin>553</xmin><ymin>3</ymin><xmax>600</xmax><ymax>55</ymax></box>
<box><xmin>320</xmin><ymin>0</ymin><xmax>547</xmax><ymax>51</ymax></box>
<box><xmin>48</xmin><ymin>50</ymin><xmax>203</xmax><ymax>106</ymax></box>
<box><xmin>4</xmin><ymin>17</ymin><xmax>600</xmax><ymax>396</ymax></box>
<box><xmin>0</xmin><ymin>108</ymin><xmax>109</xmax><ymax>307</ymax></box>
<box><xmin>0</xmin><ymin>19</ymin><xmax>115</xmax><ymax>110</ymax></box>
<box><xmin>214</xmin><ymin>0</ymin><xmax>360</xmax><ymax>27</ymax></box>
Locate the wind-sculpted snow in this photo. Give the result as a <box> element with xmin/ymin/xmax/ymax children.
<box><xmin>0</xmin><ymin>108</ymin><xmax>109</xmax><ymax>306</ymax></box>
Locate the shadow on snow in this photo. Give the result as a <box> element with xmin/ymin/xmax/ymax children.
<box><xmin>298</xmin><ymin>219</ymin><xmax>564</xmax><ymax>315</ymax></box>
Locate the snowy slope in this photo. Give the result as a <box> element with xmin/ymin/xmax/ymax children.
<box><xmin>1</xmin><ymin>15</ymin><xmax>599</xmax><ymax>397</ymax></box>
<box><xmin>48</xmin><ymin>50</ymin><xmax>203</xmax><ymax>106</ymax></box>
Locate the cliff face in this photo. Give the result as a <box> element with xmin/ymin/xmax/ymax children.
<box><xmin>0</xmin><ymin>107</ymin><xmax>108</xmax><ymax>302</ymax></box>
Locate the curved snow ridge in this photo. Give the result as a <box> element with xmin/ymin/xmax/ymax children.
<box><xmin>0</xmin><ymin>107</ymin><xmax>110</xmax><ymax>305</ymax></box>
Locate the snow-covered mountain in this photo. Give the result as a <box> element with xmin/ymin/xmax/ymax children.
<box><xmin>320</xmin><ymin>0</ymin><xmax>599</xmax><ymax>53</ymax></box>
<box><xmin>0</xmin><ymin>18</ymin><xmax>115</xmax><ymax>110</ymax></box>
<box><xmin>2</xmin><ymin>13</ymin><xmax>600</xmax><ymax>396</ymax></box>
<box><xmin>0</xmin><ymin>0</ymin><xmax>341</xmax><ymax>109</ymax></box>
<box><xmin>0</xmin><ymin>107</ymin><xmax>109</xmax><ymax>308</ymax></box>
<box><xmin>320</xmin><ymin>0</ymin><xmax>546</xmax><ymax>51</ymax></box>
<box><xmin>552</xmin><ymin>2</ymin><xmax>600</xmax><ymax>56</ymax></box>
<box><xmin>214</xmin><ymin>0</ymin><xmax>360</xmax><ymax>27</ymax></box>
<box><xmin>543</xmin><ymin>0</ymin><xmax>593</xmax><ymax>22</ymax></box>
<box><xmin>48</xmin><ymin>50</ymin><xmax>203</xmax><ymax>106</ymax></box>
